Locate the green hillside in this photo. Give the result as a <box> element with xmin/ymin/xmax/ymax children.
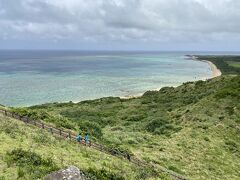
<box><xmin>0</xmin><ymin>113</ymin><xmax>168</xmax><ymax>179</ymax></box>
<box><xmin>1</xmin><ymin>56</ymin><xmax>240</xmax><ymax>179</ymax></box>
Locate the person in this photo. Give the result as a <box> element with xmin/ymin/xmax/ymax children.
<box><xmin>85</xmin><ymin>130</ymin><xmax>89</xmax><ymax>145</ymax></box>
<box><xmin>76</xmin><ymin>134</ymin><xmax>81</xmax><ymax>143</ymax></box>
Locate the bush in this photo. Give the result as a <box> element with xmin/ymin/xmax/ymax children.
<box><xmin>5</xmin><ymin>148</ymin><xmax>59</xmax><ymax>179</ymax></box>
<box><xmin>135</xmin><ymin>167</ymin><xmax>159</xmax><ymax>179</ymax></box>
<box><xmin>10</xmin><ymin>108</ymin><xmax>76</xmax><ymax>130</ymax></box>
<box><xmin>225</xmin><ymin>106</ymin><xmax>234</xmax><ymax>115</ymax></box>
<box><xmin>0</xmin><ymin>120</ymin><xmax>23</xmax><ymax>138</ymax></box>
<box><xmin>215</xmin><ymin>88</ymin><xmax>240</xmax><ymax>99</ymax></box>
<box><xmin>204</xmin><ymin>137</ymin><xmax>210</xmax><ymax>142</ymax></box>
<box><xmin>159</xmin><ymin>87</ymin><xmax>175</xmax><ymax>93</ymax></box>
<box><xmin>146</xmin><ymin>118</ymin><xmax>179</xmax><ymax>136</ymax></box>
<box><xmin>54</xmin><ymin>117</ymin><xmax>76</xmax><ymax>130</ymax></box>
<box><xmin>195</xmin><ymin>80</ymin><xmax>204</xmax><ymax>86</ymax></box>
<box><xmin>107</xmin><ymin>145</ymin><xmax>133</xmax><ymax>156</ymax></box>
<box><xmin>125</xmin><ymin>115</ymin><xmax>144</xmax><ymax>122</ymax></box>
<box><xmin>225</xmin><ymin>140</ymin><xmax>238</xmax><ymax>153</ymax></box>
<box><xmin>168</xmin><ymin>165</ymin><xmax>183</xmax><ymax>174</ymax></box>
<box><xmin>86</xmin><ymin>168</ymin><xmax>124</xmax><ymax>180</ymax></box>
<box><xmin>79</xmin><ymin>121</ymin><xmax>103</xmax><ymax>138</ymax></box>
<box><xmin>17</xmin><ymin>167</ymin><xmax>25</xmax><ymax>178</ymax></box>
<box><xmin>60</xmin><ymin>109</ymin><xmax>83</xmax><ymax>119</ymax></box>
<box><xmin>215</xmin><ymin>76</ymin><xmax>240</xmax><ymax>99</ymax></box>
<box><xmin>11</xmin><ymin>108</ymin><xmax>50</xmax><ymax>120</ymax></box>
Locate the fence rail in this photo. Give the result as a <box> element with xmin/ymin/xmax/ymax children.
<box><xmin>0</xmin><ymin>108</ymin><xmax>186</xmax><ymax>180</ymax></box>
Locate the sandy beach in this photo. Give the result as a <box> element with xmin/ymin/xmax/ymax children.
<box><xmin>189</xmin><ymin>55</ymin><xmax>222</xmax><ymax>78</ymax></box>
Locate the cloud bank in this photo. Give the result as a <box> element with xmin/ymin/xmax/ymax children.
<box><xmin>0</xmin><ymin>0</ymin><xmax>240</xmax><ymax>50</ymax></box>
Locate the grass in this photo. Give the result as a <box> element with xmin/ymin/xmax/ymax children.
<box><xmin>0</xmin><ymin>114</ymin><xmax>168</xmax><ymax>179</ymax></box>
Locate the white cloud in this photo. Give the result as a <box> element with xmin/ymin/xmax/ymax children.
<box><xmin>0</xmin><ymin>0</ymin><xmax>240</xmax><ymax>50</ymax></box>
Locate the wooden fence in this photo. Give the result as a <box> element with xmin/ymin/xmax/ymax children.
<box><xmin>0</xmin><ymin>108</ymin><xmax>186</xmax><ymax>180</ymax></box>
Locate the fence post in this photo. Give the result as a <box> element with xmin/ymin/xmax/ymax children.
<box><xmin>42</xmin><ymin>123</ymin><xmax>44</xmax><ymax>129</ymax></box>
<box><xmin>68</xmin><ymin>132</ymin><xmax>71</xmax><ymax>139</ymax></box>
<box><xmin>59</xmin><ymin>129</ymin><xmax>62</xmax><ymax>136</ymax></box>
<box><xmin>34</xmin><ymin>121</ymin><xmax>36</xmax><ymax>126</ymax></box>
<box><xmin>4</xmin><ymin>110</ymin><xmax>7</xmax><ymax>116</ymax></box>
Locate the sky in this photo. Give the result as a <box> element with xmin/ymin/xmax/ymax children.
<box><xmin>0</xmin><ymin>0</ymin><xmax>240</xmax><ymax>51</ymax></box>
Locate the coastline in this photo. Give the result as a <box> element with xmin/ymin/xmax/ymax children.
<box><xmin>121</xmin><ymin>55</ymin><xmax>222</xmax><ymax>100</ymax></box>
<box><xmin>189</xmin><ymin>55</ymin><xmax>222</xmax><ymax>78</ymax></box>
<box><xmin>1</xmin><ymin>54</ymin><xmax>223</xmax><ymax>105</ymax></box>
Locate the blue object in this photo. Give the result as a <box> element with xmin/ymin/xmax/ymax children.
<box><xmin>76</xmin><ymin>134</ymin><xmax>81</xmax><ymax>142</ymax></box>
<box><xmin>85</xmin><ymin>134</ymin><xmax>89</xmax><ymax>144</ymax></box>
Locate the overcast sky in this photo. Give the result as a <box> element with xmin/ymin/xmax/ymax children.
<box><xmin>0</xmin><ymin>0</ymin><xmax>240</xmax><ymax>51</ymax></box>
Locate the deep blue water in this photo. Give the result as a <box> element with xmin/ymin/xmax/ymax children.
<box><xmin>0</xmin><ymin>50</ymin><xmax>226</xmax><ymax>107</ymax></box>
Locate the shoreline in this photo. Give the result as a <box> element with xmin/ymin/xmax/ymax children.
<box><xmin>3</xmin><ymin>54</ymin><xmax>223</xmax><ymax>105</ymax></box>
<box><xmin>121</xmin><ymin>55</ymin><xmax>222</xmax><ymax>100</ymax></box>
<box><xmin>189</xmin><ymin>55</ymin><xmax>222</xmax><ymax>78</ymax></box>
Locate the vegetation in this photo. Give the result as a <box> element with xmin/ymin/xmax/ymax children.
<box><xmin>197</xmin><ymin>55</ymin><xmax>240</xmax><ymax>75</ymax></box>
<box><xmin>0</xmin><ymin>114</ymin><xmax>166</xmax><ymax>179</ymax></box>
<box><xmin>1</xmin><ymin>56</ymin><xmax>240</xmax><ymax>179</ymax></box>
<box><xmin>5</xmin><ymin>148</ymin><xmax>58</xmax><ymax>179</ymax></box>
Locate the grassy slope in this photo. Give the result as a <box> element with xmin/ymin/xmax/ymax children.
<box><xmin>0</xmin><ymin>114</ymin><xmax>168</xmax><ymax>179</ymax></box>
<box><xmin>1</xmin><ymin>56</ymin><xmax>240</xmax><ymax>179</ymax></box>
<box><xmin>19</xmin><ymin>75</ymin><xmax>240</xmax><ymax>179</ymax></box>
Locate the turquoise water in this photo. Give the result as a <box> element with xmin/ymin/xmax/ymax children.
<box><xmin>0</xmin><ymin>51</ymin><xmax>212</xmax><ymax>107</ymax></box>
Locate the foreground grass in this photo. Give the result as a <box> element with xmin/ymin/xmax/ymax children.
<box><xmin>0</xmin><ymin>114</ymin><xmax>168</xmax><ymax>179</ymax></box>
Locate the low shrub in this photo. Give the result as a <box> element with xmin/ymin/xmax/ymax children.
<box><xmin>195</xmin><ymin>80</ymin><xmax>204</xmax><ymax>86</ymax></box>
<box><xmin>225</xmin><ymin>106</ymin><xmax>234</xmax><ymax>115</ymax></box>
<box><xmin>168</xmin><ymin>165</ymin><xmax>183</xmax><ymax>174</ymax></box>
<box><xmin>159</xmin><ymin>87</ymin><xmax>175</xmax><ymax>93</ymax></box>
<box><xmin>125</xmin><ymin>115</ymin><xmax>144</xmax><ymax>122</ymax></box>
<box><xmin>78</xmin><ymin>121</ymin><xmax>103</xmax><ymax>138</ymax></box>
<box><xmin>135</xmin><ymin>167</ymin><xmax>159</xmax><ymax>179</ymax></box>
<box><xmin>215</xmin><ymin>88</ymin><xmax>240</xmax><ymax>99</ymax></box>
<box><xmin>11</xmin><ymin>108</ymin><xmax>50</xmax><ymax>121</ymax></box>
<box><xmin>107</xmin><ymin>145</ymin><xmax>133</xmax><ymax>157</ymax></box>
<box><xmin>225</xmin><ymin>140</ymin><xmax>238</xmax><ymax>153</ymax></box>
<box><xmin>204</xmin><ymin>136</ymin><xmax>210</xmax><ymax>142</ymax></box>
<box><xmin>145</xmin><ymin>118</ymin><xmax>180</xmax><ymax>136</ymax></box>
<box><xmin>5</xmin><ymin>148</ymin><xmax>59</xmax><ymax>179</ymax></box>
<box><xmin>54</xmin><ymin>117</ymin><xmax>76</xmax><ymax>130</ymax></box>
<box><xmin>0</xmin><ymin>120</ymin><xmax>23</xmax><ymax>138</ymax></box>
<box><xmin>86</xmin><ymin>168</ymin><xmax>124</xmax><ymax>180</ymax></box>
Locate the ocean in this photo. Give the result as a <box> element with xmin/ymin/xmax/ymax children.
<box><xmin>0</xmin><ymin>50</ymin><xmax>214</xmax><ymax>107</ymax></box>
